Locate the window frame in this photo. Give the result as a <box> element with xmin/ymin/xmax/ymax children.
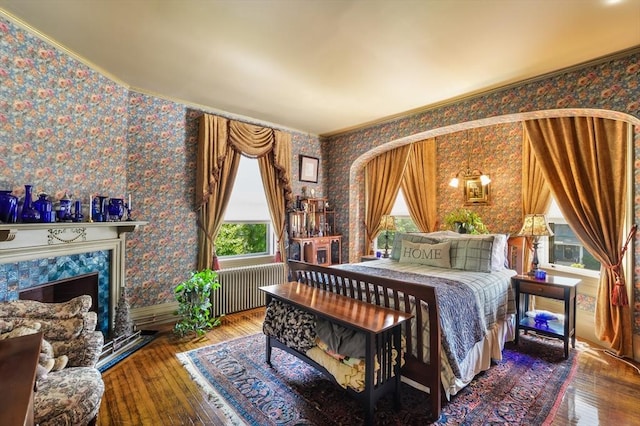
<box><xmin>538</xmin><ymin>199</ymin><xmax>600</xmax><ymax>279</ymax></box>
<box><xmin>215</xmin><ymin>220</ymin><xmax>275</xmax><ymax>260</ymax></box>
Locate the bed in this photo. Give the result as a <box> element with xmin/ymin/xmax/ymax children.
<box><xmin>286</xmin><ymin>231</ymin><xmax>517</xmax><ymax>421</ymax></box>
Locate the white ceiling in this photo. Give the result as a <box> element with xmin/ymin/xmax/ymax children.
<box><xmin>1</xmin><ymin>0</ymin><xmax>639</xmax><ymax>136</ymax></box>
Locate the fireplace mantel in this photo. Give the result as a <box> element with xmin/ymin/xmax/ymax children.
<box><xmin>0</xmin><ymin>221</ymin><xmax>148</xmax><ymax>331</ymax></box>
<box><xmin>0</xmin><ymin>221</ymin><xmax>147</xmax><ymax>244</ymax></box>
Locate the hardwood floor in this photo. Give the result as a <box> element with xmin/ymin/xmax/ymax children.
<box><xmin>97</xmin><ymin>308</ymin><xmax>640</xmax><ymax>425</ymax></box>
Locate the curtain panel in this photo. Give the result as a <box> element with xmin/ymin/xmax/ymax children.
<box><xmin>196</xmin><ymin>114</ymin><xmax>292</xmax><ymax>270</ymax></box>
<box><xmin>364</xmin><ymin>145</ymin><xmax>411</xmax><ymax>254</ymax></box>
<box><xmin>401</xmin><ymin>139</ymin><xmax>438</xmax><ymax>232</ymax></box>
<box><xmin>520</xmin><ymin>125</ymin><xmax>552</xmax><ymax>273</ymax></box>
<box><xmin>524</xmin><ymin>117</ymin><xmax>630</xmax><ymax>356</ymax></box>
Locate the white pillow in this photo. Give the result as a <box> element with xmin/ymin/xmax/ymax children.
<box><xmin>399</xmin><ymin>240</ymin><xmax>451</xmax><ymax>269</ymax></box>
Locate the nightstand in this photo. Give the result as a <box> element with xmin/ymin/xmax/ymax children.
<box><xmin>511</xmin><ymin>274</ymin><xmax>581</xmax><ymax>358</ymax></box>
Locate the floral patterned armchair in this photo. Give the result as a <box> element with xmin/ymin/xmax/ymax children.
<box><xmin>0</xmin><ymin>295</ymin><xmax>105</xmax><ymax>426</ymax></box>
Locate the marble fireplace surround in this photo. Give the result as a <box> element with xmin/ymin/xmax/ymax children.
<box><xmin>0</xmin><ymin>221</ymin><xmax>147</xmax><ymax>336</ymax></box>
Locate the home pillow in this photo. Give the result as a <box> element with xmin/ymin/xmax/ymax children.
<box><xmin>399</xmin><ymin>240</ymin><xmax>451</xmax><ymax>268</ymax></box>
<box><xmin>425</xmin><ymin>232</ymin><xmax>508</xmax><ymax>271</ymax></box>
<box><xmin>390</xmin><ymin>232</ymin><xmax>440</xmax><ymax>261</ymax></box>
<box><xmin>446</xmin><ymin>237</ymin><xmax>493</xmax><ymax>272</ymax></box>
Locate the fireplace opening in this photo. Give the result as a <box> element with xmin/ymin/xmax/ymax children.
<box><xmin>19</xmin><ymin>272</ymin><xmax>102</xmax><ymax>332</ymax></box>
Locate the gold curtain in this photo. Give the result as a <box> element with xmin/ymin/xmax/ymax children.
<box><xmin>364</xmin><ymin>145</ymin><xmax>411</xmax><ymax>254</ymax></box>
<box><xmin>401</xmin><ymin>139</ymin><xmax>438</xmax><ymax>232</ymax></box>
<box><xmin>524</xmin><ymin>117</ymin><xmax>630</xmax><ymax>356</ymax></box>
<box><xmin>521</xmin><ymin>125</ymin><xmax>552</xmax><ymax>272</ymax></box>
<box><xmin>196</xmin><ymin>115</ymin><xmax>240</xmax><ymax>270</ymax></box>
<box><xmin>196</xmin><ymin>114</ymin><xmax>292</xmax><ymax>270</ymax></box>
<box><xmin>257</xmin><ymin>131</ymin><xmax>293</xmax><ymax>261</ymax></box>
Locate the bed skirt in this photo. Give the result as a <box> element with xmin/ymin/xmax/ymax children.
<box><xmin>403</xmin><ymin>314</ymin><xmax>515</xmax><ymax>399</ymax></box>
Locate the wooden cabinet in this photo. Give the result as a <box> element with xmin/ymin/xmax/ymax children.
<box><xmin>289</xmin><ymin>197</ymin><xmax>335</xmax><ymax>238</ymax></box>
<box><xmin>291</xmin><ymin>235</ymin><xmax>341</xmax><ymax>266</ymax></box>
<box><xmin>288</xmin><ymin>197</ymin><xmax>341</xmax><ymax>265</ymax></box>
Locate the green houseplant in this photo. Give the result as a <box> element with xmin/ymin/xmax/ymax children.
<box><xmin>173</xmin><ymin>269</ymin><xmax>221</xmax><ymax>337</ymax></box>
<box><xmin>443</xmin><ymin>208</ymin><xmax>489</xmax><ymax>234</ymax></box>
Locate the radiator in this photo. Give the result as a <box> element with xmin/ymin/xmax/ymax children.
<box><xmin>213</xmin><ymin>263</ymin><xmax>287</xmax><ymax>316</ymax></box>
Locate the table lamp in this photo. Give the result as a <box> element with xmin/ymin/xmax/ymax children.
<box><xmin>379</xmin><ymin>215</ymin><xmax>396</xmax><ymax>258</ymax></box>
<box><xmin>517</xmin><ymin>214</ymin><xmax>554</xmax><ymax>275</ymax></box>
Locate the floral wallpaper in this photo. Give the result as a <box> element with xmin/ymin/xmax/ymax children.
<box><xmin>2</xmin><ymin>14</ymin><xmax>640</xmax><ymax>338</ymax></box>
<box><xmin>0</xmin><ymin>18</ymin><xmax>128</xmax><ymax>203</ymax></box>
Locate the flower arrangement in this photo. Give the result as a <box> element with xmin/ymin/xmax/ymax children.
<box><xmin>443</xmin><ymin>208</ymin><xmax>489</xmax><ymax>234</ymax></box>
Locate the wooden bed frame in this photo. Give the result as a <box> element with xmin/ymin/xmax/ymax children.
<box><xmin>288</xmin><ymin>260</ymin><xmax>443</xmax><ymax>421</ymax></box>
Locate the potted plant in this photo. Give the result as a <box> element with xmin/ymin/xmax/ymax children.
<box><xmin>173</xmin><ymin>269</ymin><xmax>221</xmax><ymax>338</ymax></box>
<box><xmin>443</xmin><ymin>208</ymin><xmax>489</xmax><ymax>234</ymax></box>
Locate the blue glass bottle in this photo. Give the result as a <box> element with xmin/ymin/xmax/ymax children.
<box><xmin>21</xmin><ymin>185</ymin><xmax>41</xmax><ymax>223</ymax></box>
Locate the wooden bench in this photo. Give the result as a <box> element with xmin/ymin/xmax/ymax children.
<box><xmin>260</xmin><ymin>281</ymin><xmax>413</xmax><ymax>426</ymax></box>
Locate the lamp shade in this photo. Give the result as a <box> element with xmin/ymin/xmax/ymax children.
<box><xmin>379</xmin><ymin>215</ymin><xmax>396</xmax><ymax>231</ymax></box>
<box><xmin>517</xmin><ymin>214</ymin><xmax>554</xmax><ymax>238</ymax></box>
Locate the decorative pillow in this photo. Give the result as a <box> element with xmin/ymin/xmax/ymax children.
<box><xmin>446</xmin><ymin>237</ymin><xmax>493</xmax><ymax>272</ymax></box>
<box><xmin>425</xmin><ymin>232</ymin><xmax>508</xmax><ymax>271</ymax></box>
<box><xmin>390</xmin><ymin>232</ymin><xmax>439</xmax><ymax>261</ymax></box>
<box><xmin>399</xmin><ymin>240</ymin><xmax>451</xmax><ymax>269</ymax></box>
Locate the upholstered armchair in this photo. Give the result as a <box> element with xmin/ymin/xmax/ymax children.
<box><xmin>0</xmin><ymin>295</ymin><xmax>105</xmax><ymax>426</ymax></box>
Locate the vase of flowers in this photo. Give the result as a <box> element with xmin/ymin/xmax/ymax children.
<box><xmin>443</xmin><ymin>208</ymin><xmax>488</xmax><ymax>234</ymax></box>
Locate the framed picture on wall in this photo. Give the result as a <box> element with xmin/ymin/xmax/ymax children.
<box><xmin>464</xmin><ymin>176</ymin><xmax>490</xmax><ymax>205</ymax></box>
<box><xmin>299</xmin><ymin>155</ymin><xmax>319</xmax><ymax>183</ymax></box>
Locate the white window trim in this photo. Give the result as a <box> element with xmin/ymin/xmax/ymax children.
<box><xmin>216</xmin><ymin>220</ymin><xmax>276</xmax><ymax>261</ymax></box>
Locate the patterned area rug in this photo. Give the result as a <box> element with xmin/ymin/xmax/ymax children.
<box><xmin>177</xmin><ymin>333</ymin><xmax>578</xmax><ymax>425</ymax></box>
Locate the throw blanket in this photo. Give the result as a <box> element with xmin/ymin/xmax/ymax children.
<box><xmin>332</xmin><ymin>263</ymin><xmax>509</xmax><ymax>378</ymax></box>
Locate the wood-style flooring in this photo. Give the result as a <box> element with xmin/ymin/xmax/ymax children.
<box><xmin>97</xmin><ymin>307</ymin><xmax>640</xmax><ymax>425</ymax></box>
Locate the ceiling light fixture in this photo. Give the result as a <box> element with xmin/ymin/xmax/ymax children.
<box><xmin>448</xmin><ymin>130</ymin><xmax>491</xmax><ymax>188</ymax></box>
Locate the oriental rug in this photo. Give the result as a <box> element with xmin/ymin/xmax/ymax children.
<box><xmin>177</xmin><ymin>333</ymin><xmax>578</xmax><ymax>425</ymax></box>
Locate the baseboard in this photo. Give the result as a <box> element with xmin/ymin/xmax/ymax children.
<box><xmin>130</xmin><ymin>302</ymin><xmax>178</xmax><ymax>329</ymax></box>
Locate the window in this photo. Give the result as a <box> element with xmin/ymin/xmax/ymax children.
<box><xmin>215</xmin><ymin>156</ymin><xmax>274</xmax><ymax>258</ymax></box>
<box><xmin>375</xmin><ymin>189</ymin><xmax>419</xmax><ymax>250</ymax></box>
<box><xmin>539</xmin><ymin>198</ymin><xmax>601</xmax><ymax>274</ymax></box>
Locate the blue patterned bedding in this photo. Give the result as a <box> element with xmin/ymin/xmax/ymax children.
<box><xmin>333</xmin><ymin>260</ymin><xmax>516</xmax><ymax>379</ymax></box>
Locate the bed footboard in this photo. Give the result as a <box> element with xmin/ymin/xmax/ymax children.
<box><xmin>288</xmin><ymin>260</ymin><xmax>442</xmax><ymax>421</ymax></box>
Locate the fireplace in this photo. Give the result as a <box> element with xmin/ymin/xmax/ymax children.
<box><xmin>0</xmin><ymin>221</ymin><xmax>146</xmax><ymax>338</ymax></box>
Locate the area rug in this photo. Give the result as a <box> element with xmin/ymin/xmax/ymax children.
<box><xmin>177</xmin><ymin>333</ymin><xmax>578</xmax><ymax>425</ymax></box>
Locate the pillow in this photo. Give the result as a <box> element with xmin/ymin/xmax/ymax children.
<box><xmin>399</xmin><ymin>240</ymin><xmax>451</xmax><ymax>269</ymax></box>
<box><xmin>424</xmin><ymin>232</ymin><xmax>508</xmax><ymax>271</ymax></box>
<box><xmin>446</xmin><ymin>237</ymin><xmax>493</xmax><ymax>272</ymax></box>
<box><xmin>390</xmin><ymin>232</ymin><xmax>439</xmax><ymax>260</ymax></box>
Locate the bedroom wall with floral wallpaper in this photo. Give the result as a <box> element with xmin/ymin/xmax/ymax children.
<box><xmin>2</xmin><ymin>14</ymin><xmax>640</xmax><ymax>338</ymax></box>
<box><xmin>0</xmin><ymin>16</ymin><xmax>324</xmax><ymax>310</ymax></box>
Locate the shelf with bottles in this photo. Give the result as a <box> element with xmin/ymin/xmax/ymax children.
<box><xmin>288</xmin><ymin>197</ymin><xmax>336</xmax><ymax>239</ymax></box>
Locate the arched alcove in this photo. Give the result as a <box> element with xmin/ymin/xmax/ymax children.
<box><xmin>346</xmin><ymin>108</ymin><xmax>639</xmax><ymax>262</ymax></box>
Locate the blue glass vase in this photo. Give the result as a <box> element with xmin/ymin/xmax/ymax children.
<box><xmin>108</xmin><ymin>198</ymin><xmax>124</xmax><ymax>221</ymax></box>
<box><xmin>0</xmin><ymin>190</ymin><xmax>18</xmax><ymax>223</ymax></box>
<box><xmin>34</xmin><ymin>193</ymin><xmax>54</xmax><ymax>223</ymax></box>
<box><xmin>21</xmin><ymin>185</ymin><xmax>41</xmax><ymax>223</ymax></box>
<box><xmin>57</xmin><ymin>192</ymin><xmax>72</xmax><ymax>222</ymax></box>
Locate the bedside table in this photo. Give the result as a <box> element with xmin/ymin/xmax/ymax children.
<box><xmin>511</xmin><ymin>274</ymin><xmax>581</xmax><ymax>358</ymax></box>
